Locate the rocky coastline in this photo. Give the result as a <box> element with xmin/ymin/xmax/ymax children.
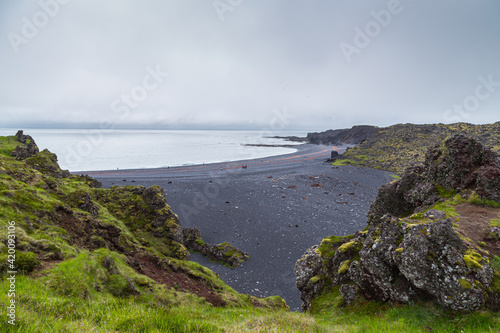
<box><xmin>295</xmin><ymin>134</ymin><xmax>500</xmax><ymax>312</ymax></box>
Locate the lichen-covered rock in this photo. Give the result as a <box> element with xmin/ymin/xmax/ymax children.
<box><xmin>424</xmin><ymin>134</ymin><xmax>498</xmax><ymax>194</ymax></box>
<box><xmin>294</xmin><ymin>245</ymin><xmax>324</xmax><ymax>311</ymax></box>
<box><xmin>368</xmin><ymin>135</ymin><xmax>500</xmax><ymax>224</ymax></box>
<box><xmin>79</xmin><ymin>174</ymin><xmax>103</xmax><ymax>188</ymax></box>
<box><xmin>297</xmin><ymin>135</ymin><xmax>500</xmax><ymax>312</ymax></box>
<box><xmin>367</xmin><ymin>167</ymin><xmax>424</xmax><ymax>224</ymax></box>
<box><xmin>423</xmin><ymin>209</ymin><xmax>446</xmax><ymax>220</ymax></box>
<box><xmin>395</xmin><ymin>220</ymin><xmax>492</xmax><ymax>311</ymax></box>
<box><xmin>357</xmin><ymin>217</ymin><xmax>416</xmax><ymax>304</ymax></box>
<box><xmin>183</xmin><ymin>227</ymin><xmax>250</xmax><ymax>269</ymax></box>
<box><xmin>297</xmin><ymin>215</ymin><xmax>497</xmax><ymax>312</ymax></box>
<box><xmin>203</xmin><ymin>242</ymin><xmax>249</xmax><ymax>268</ymax></box>
<box><xmin>339</xmin><ymin>284</ymin><xmax>359</xmax><ymax>305</ymax></box>
<box><xmin>142</xmin><ymin>185</ymin><xmax>168</xmax><ymax>210</ymax></box>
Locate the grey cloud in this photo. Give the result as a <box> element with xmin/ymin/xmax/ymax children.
<box><xmin>1</xmin><ymin>0</ymin><xmax>499</xmax><ymax>130</ymax></box>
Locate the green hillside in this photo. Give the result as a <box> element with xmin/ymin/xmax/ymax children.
<box><xmin>1</xmin><ymin>131</ymin><xmax>499</xmax><ymax>332</ymax></box>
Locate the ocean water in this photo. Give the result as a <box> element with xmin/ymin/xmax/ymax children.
<box><xmin>0</xmin><ymin>129</ymin><xmax>309</xmax><ymax>172</ymax></box>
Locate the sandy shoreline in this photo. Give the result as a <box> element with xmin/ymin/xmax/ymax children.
<box><xmin>86</xmin><ymin>144</ymin><xmax>393</xmax><ymax>311</ymax></box>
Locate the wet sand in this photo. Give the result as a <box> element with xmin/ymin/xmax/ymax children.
<box><xmin>85</xmin><ymin>144</ymin><xmax>393</xmax><ymax>310</ymax></box>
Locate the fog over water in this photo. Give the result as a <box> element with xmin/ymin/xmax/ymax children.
<box><xmin>0</xmin><ymin>128</ymin><xmax>308</xmax><ymax>171</ymax></box>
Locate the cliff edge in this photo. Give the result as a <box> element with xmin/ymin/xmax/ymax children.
<box><xmin>296</xmin><ymin>135</ymin><xmax>500</xmax><ymax>312</ymax></box>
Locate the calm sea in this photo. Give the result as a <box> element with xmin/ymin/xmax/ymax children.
<box><xmin>0</xmin><ymin>129</ymin><xmax>309</xmax><ymax>172</ymax></box>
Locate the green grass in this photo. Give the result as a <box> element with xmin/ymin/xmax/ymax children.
<box><xmin>3</xmin><ymin>269</ymin><xmax>498</xmax><ymax>332</ymax></box>
<box><xmin>0</xmin><ymin>136</ymin><xmax>24</xmax><ymax>157</ymax></box>
<box><xmin>332</xmin><ymin>159</ymin><xmax>355</xmax><ymax>166</ymax></box>
<box><xmin>436</xmin><ymin>185</ymin><xmax>456</xmax><ymax>198</ymax></box>
<box><xmin>428</xmin><ymin>201</ymin><xmax>459</xmax><ymax>218</ymax></box>
<box><xmin>490</xmin><ymin>255</ymin><xmax>500</xmax><ymax>271</ymax></box>
<box><xmin>309</xmin><ymin>286</ymin><xmax>500</xmax><ymax>333</ymax></box>
<box><xmin>467</xmin><ymin>192</ymin><xmax>500</xmax><ymax>208</ymax></box>
<box><xmin>0</xmin><ymin>269</ymin><xmax>319</xmax><ymax>332</ymax></box>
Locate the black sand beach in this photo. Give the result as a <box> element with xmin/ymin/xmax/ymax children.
<box><xmin>85</xmin><ymin>144</ymin><xmax>393</xmax><ymax>310</ymax></box>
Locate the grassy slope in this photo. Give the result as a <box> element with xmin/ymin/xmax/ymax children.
<box><xmin>333</xmin><ymin>122</ymin><xmax>500</xmax><ymax>172</ymax></box>
<box><xmin>1</xmin><ymin>133</ymin><xmax>499</xmax><ymax>332</ymax></box>
<box><xmin>0</xmin><ymin>134</ymin><xmax>315</xmax><ymax>332</ymax></box>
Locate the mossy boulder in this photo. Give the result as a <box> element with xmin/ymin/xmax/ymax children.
<box><xmin>203</xmin><ymin>242</ymin><xmax>249</xmax><ymax>268</ymax></box>
<box><xmin>295</xmin><ymin>233</ymin><xmax>364</xmax><ymax>311</ymax></box>
<box><xmin>182</xmin><ymin>227</ymin><xmax>205</xmax><ymax>252</ymax></box>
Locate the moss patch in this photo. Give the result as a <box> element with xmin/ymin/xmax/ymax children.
<box><xmin>463</xmin><ymin>249</ymin><xmax>484</xmax><ymax>270</ymax></box>
<box><xmin>338</xmin><ymin>241</ymin><xmax>361</xmax><ymax>253</ymax></box>
<box><xmin>338</xmin><ymin>260</ymin><xmax>352</xmax><ymax>275</ymax></box>
<box><xmin>459</xmin><ymin>278</ymin><xmax>472</xmax><ymax>290</ymax></box>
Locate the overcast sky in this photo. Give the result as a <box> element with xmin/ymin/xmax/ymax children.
<box><xmin>1</xmin><ymin>0</ymin><xmax>499</xmax><ymax>131</ymax></box>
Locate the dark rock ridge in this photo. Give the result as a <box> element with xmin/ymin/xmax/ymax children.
<box><xmin>306</xmin><ymin>125</ymin><xmax>379</xmax><ymax>145</ymax></box>
<box><xmin>183</xmin><ymin>227</ymin><xmax>249</xmax><ymax>268</ymax></box>
<box><xmin>295</xmin><ymin>135</ymin><xmax>500</xmax><ymax>312</ymax></box>
<box><xmin>333</xmin><ymin>122</ymin><xmax>500</xmax><ymax>172</ymax></box>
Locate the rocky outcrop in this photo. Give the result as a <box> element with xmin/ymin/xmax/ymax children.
<box><xmin>333</xmin><ymin>122</ymin><xmax>500</xmax><ymax>172</ymax></box>
<box><xmin>306</xmin><ymin>125</ymin><xmax>378</xmax><ymax>145</ymax></box>
<box><xmin>203</xmin><ymin>242</ymin><xmax>250</xmax><ymax>268</ymax></box>
<box><xmin>424</xmin><ymin>134</ymin><xmax>500</xmax><ymax>202</ymax></box>
<box><xmin>183</xmin><ymin>228</ymin><xmax>250</xmax><ymax>268</ymax></box>
<box><xmin>25</xmin><ymin>149</ymin><xmax>71</xmax><ymax>178</ymax></box>
<box><xmin>182</xmin><ymin>227</ymin><xmax>206</xmax><ymax>253</ymax></box>
<box><xmin>296</xmin><ymin>135</ymin><xmax>500</xmax><ymax>312</ymax></box>
<box><xmin>296</xmin><ymin>215</ymin><xmax>499</xmax><ymax>312</ymax></box>
<box><xmin>368</xmin><ymin>134</ymin><xmax>500</xmax><ymax>224</ymax></box>
<box><xmin>12</xmin><ymin>130</ymin><xmax>39</xmax><ymax>160</ymax></box>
